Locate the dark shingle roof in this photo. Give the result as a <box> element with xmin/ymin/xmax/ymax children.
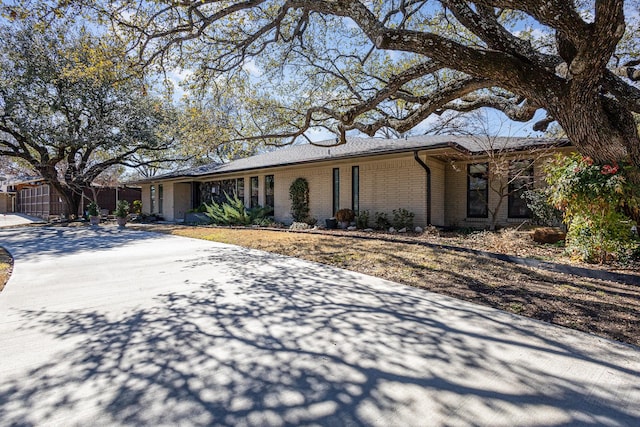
<box><xmin>141</xmin><ymin>135</ymin><xmax>567</xmax><ymax>182</ymax></box>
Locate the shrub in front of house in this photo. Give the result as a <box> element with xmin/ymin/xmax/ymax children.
<box><xmin>392</xmin><ymin>208</ymin><xmax>415</xmax><ymax>230</ymax></box>
<box><xmin>522</xmin><ymin>188</ymin><xmax>563</xmax><ymax>226</ymax></box>
<box><xmin>87</xmin><ymin>202</ymin><xmax>100</xmax><ymax>217</ymax></box>
<box><xmin>374</xmin><ymin>211</ymin><xmax>390</xmax><ymax>230</ymax></box>
<box><xmin>205</xmin><ymin>192</ymin><xmax>272</xmax><ymax>226</ymax></box>
<box><xmin>302</xmin><ymin>216</ymin><xmax>317</xmax><ymax>226</ymax></box>
<box><xmin>335</xmin><ymin>208</ymin><xmax>355</xmax><ymax>225</ymax></box>
<box><xmin>132</xmin><ymin>200</ymin><xmax>143</xmax><ymax>214</ymax></box>
<box><xmin>545</xmin><ymin>153</ymin><xmax>640</xmax><ymax>263</ymax></box>
<box><xmin>355</xmin><ymin>210</ymin><xmax>370</xmax><ymax>229</ymax></box>
<box><xmin>289</xmin><ymin>178</ymin><xmax>310</xmax><ymax>222</ymax></box>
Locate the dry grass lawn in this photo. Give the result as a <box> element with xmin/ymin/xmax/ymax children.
<box><xmin>134</xmin><ymin>225</ymin><xmax>640</xmax><ymax>347</ymax></box>
<box><xmin>0</xmin><ymin>248</ymin><xmax>12</xmax><ymax>293</ymax></box>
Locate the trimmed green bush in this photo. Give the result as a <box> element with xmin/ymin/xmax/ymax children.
<box><xmin>374</xmin><ymin>212</ymin><xmax>390</xmax><ymax>230</ymax></box>
<box><xmin>392</xmin><ymin>208</ymin><xmax>414</xmax><ymax>230</ymax></box>
<box><xmin>87</xmin><ymin>202</ymin><xmax>99</xmax><ymax>217</ymax></box>
<box><xmin>355</xmin><ymin>210</ymin><xmax>370</xmax><ymax>229</ymax></box>
<box><xmin>132</xmin><ymin>200</ymin><xmax>142</xmax><ymax>214</ymax></box>
<box><xmin>289</xmin><ymin>178</ymin><xmax>310</xmax><ymax>222</ymax></box>
<box><xmin>522</xmin><ymin>188</ymin><xmax>562</xmax><ymax>226</ymax></box>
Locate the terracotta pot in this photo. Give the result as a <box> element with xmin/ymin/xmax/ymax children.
<box><xmin>89</xmin><ymin>216</ymin><xmax>100</xmax><ymax>226</ymax></box>
<box><xmin>116</xmin><ymin>217</ymin><xmax>127</xmax><ymax>228</ymax></box>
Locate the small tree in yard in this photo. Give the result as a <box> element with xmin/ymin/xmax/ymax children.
<box><xmin>452</xmin><ymin>117</ymin><xmax>558</xmax><ymax>230</ymax></box>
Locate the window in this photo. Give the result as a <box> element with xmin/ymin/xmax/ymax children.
<box><xmin>250</xmin><ymin>176</ymin><xmax>259</xmax><ymax>208</ymax></box>
<box><xmin>150</xmin><ymin>185</ymin><xmax>156</xmax><ymax>213</ymax></box>
<box><xmin>265</xmin><ymin>175</ymin><xmax>274</xmax><ymax>208</ymax></box>
<box><xmin>209</xmin><ymin>178</ymin><xmax>245</xmax><ymax>204</ymax></box>
<box><xmin>352</xmin><ymin>166</ymin><xmax>359</xmax><ymax>213</ymax></box>
<box><xmin>508</xmin><ymin>159</ymin><xmax>534</xmax><ymax>218</ymax></box>
<box><xmin>467</xmin><ymin>163</ymin><xmax>488</xmax><ymax>218</ymax></box>
<box><xmin>158</xmin><ymin>184</ymin><xmax>164</xmax><ymax>214</ymax></box>
<box><xmin>237</xmin><ymin>178</ymin><xmax>245</xmax><ymax>200</ymax></box>
<box><xmin>333</xmin><ymin>168</ymin><xmax>340</xmax><ymax>214</ymax></box>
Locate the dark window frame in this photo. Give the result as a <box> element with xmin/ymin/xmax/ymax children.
<box><xmin>264</xmin><ymin>175</ymin><xmax>275</xmax><ymax>208</ymax></box>
<box><xmin>236</xmin><ymin>177</ymin><xmax>245</xmax><ymax>201</ymax></box>
<box><xmin>250</xmin><ymin>176</ymin><xmax>259</xmax><ymax>208</ymax></box>
<box><xmin>508</xmin><ymin>159</ymin><xmax>534</xmax><ymax>218</ymax></box>
<box><xmin>351</xmin><ymin>166</ymin><xmax>359</xmax><ymax>214</ymax></box>
<box><xmin>332</xmin><ymin>168</ymin><xmax>340</xmax><ymax>215</ymax></box>
<box><xmin>467</xmin><ymin>163</ymin><xmax>489</xmax><ymax>218</ymax></box>
<box><xmin>158</xmin><ymin>184</ymin><xmax>164</xmax><ymax>214</ymax></box>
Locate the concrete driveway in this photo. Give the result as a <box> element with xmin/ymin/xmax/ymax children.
<box><xmin>0</xmin><ymin>226</ymin><xmax>639</xmax><ymax>426</ymax></box>
<box><xmin>0</xmin><ymin>213</ymin><xmax>45</xmax><ymax>228</ymax></box>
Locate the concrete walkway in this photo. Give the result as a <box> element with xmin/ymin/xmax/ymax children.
<box><xmin>0</xmin><ymin>226</ymin><xmax>639</xmax><ymax>426</ymax></box>
<box><xmin>0</xmin><ymin>213</ymin><xmax>45</xmax><ymax>228</ymax></box>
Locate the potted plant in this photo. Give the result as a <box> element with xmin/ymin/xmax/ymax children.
<box><xmin>335</xmin><ymin>208</ymin><xmax>355</xmax><ymax>229</ymax></box>
<box><xmin>325</xmin><ymin>217</ymin><xmax>338</xmax><ymax>229</ymax></box>
<box><xmin>115</xmin><ymin>200</ymin><xmax>130</xmax><ymax>228</ymax></box>
<box><xmin>87</xmin><ymin>202</ymin><xmax>100</xmax><ymax>226</ymax></box>
<box><xmin>132</xmin><ymin>200</ymin><xmax>142</xmax><ymax>215</ymax></box>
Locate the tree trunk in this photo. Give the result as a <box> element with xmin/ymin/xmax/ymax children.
<box><xmin>549</xmin><ymin>83</ymin><xmax>640</xmax><ymax>168</ymax></box>
<box><xmin>49</xmin><ymin>181</ymin><xmax>83</xmax><ymax>219</ymax></box>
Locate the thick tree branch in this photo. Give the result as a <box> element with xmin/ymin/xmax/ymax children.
<box><xmin>613</xmin><ymin>64</ymin><xmax>640</xmax><ymax>82</ymax></box>
<box><xmin>295</xmin><ymin>0</ymin><xmax>562</xmax><ymax>98</ymax></box>
<box><xmin>441</xmin><ymin>95</ymin><xmax>541</xmax><ymax>122</ymax></box>
<box><xmin>340</xmin><ymin>60</ymin><xmax>444</xmax><ymax>125</ymax></box>
<box><xmin>348</xmin><ymin>77</ymin><xmax>491</xmax><ymax>137</ymax></box>
<box><xmin>443</xmin><ymin>0</ymin><xmax>560</xmax><ymax>70</ymax></box>
<box><xmin>473</xmin><ymin>0</ymin><xmax>589</xmax><ymax>46</ymax></box>
<box><xmin>604</xmin><ymin>71</ymin><xmax>640</xmax><ymax>114</ymax></box>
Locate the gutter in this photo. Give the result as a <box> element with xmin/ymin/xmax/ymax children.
<box><xmin>131</xmin><ymin>143</ymin><xmax>457</xmax><ymax>184</ymax></box>
<box><xmin>413</xmin><ymin>151</ymin><xmax>431</xmax><ymax>226</ymax></box>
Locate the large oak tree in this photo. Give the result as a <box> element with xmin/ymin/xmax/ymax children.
<box><xmin>7</xmin><ymin>1</ymin><xmax>639</xmax><ymax>169</ymax></box>
<box><xmin>0</xmin><ymin>22</ymin><xmax>176</xmax><ymax>216</ymax></box>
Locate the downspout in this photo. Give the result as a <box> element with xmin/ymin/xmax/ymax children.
<box><xmin>413</xmin><ymin>151</ymin><xmax>431</xmax><ymax>226</ymax></box>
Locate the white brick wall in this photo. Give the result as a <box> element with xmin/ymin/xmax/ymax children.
<box><xmin>139</xmin><ymin>147</ymin><xmax>574</xmax><ymax>229</ymax></box>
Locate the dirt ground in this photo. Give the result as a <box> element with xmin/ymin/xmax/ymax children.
<box><xmin>2</xmin><ymin>223</ymin><xmax>639</xmax><ymax>346</ymax></box>
<box><xmin>0</xmin><ymin>248</ymin><xmax>12</xmax><ymax>293</ymax></box>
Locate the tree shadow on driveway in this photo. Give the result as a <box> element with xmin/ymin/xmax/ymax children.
<box><xmin>1</xmin><ymin>244</ymin><xmax>639</xmax><ymax>425</ymax></box>
<box><xmin>0</xmin><ymin>226</ymin><xmax>165</xmax><ymax>262</ymax></box>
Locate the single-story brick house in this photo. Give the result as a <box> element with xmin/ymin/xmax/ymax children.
<box><xmin>136</xmin><ymin>135</ymin><xmax>573</xmax><ymax>228</ymax></box>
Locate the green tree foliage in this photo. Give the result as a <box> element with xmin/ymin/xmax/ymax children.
<box><xmin>9</xmin><ymin>0</ymin><xmax>640</xmax><ymax>171</ymax></box>
<box><xmin>522</xmin><ymin>188</ymin><xmax>563</xmax><ymax>226</ymax></box>
<box><xmin>175</xmin><ymin>87</ymin><xmax>265</xmax><ymax>166</ymax></box>
<box><xmin>545</xmin><ymin>154</ymin><xmax>640</xmax><ymax>263</ymax></box>
<box><xmin>0</xmin><ymin>21</ymin><xmax>176</xmax><ymax>216</ymax></box>
<box><xmin>288</xmin><ymin>177</ymin><xmax>310</xmax><ymax>222</ymax></box>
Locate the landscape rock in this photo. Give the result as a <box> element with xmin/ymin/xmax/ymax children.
<box><xmin>399</xmin><ymin>227</ymin><xmax>407</xmax><ymax>233</ymax></box>
<box><xmin>531</xmin><ymin>227</ymin><xmax>566</xmax><ymax>244</ymax></box>
<box><xmin>389</xmin><ymin>227</ymin><xmax>396</xmax><ymax>233</ymax></box>
<box><xmin>347</xmin><ymin>226</ymin><xmax>357</xmax><ymax>231</ymax></box>
<box><xmin>364</xmin><ymin>228</ymin><xmax>374</xmax><ymax>232</ymax></box>
<box><xmin>414</xmin><ymin>226</ymin><xmax>423</xmax><ymax>233</ymax></box>
<box><xmin>289</xmin><ymin>222</ymin><xmax>311</xmax><ymax>231</ymax></box>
